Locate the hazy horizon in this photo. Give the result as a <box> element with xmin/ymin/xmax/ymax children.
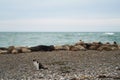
<box><xmin>0</xmin><ymin>0</ymin><xmax>120</xmax><ymax>32</ymax></box>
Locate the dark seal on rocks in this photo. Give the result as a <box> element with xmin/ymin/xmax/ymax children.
<box><xmin>0</xmin><ymin>47</ymin><xmax>8</xmax><ymax>50</ymax></box>
<box><xmin>30</xmin><ymin>45</ymin><xmax>54</xmax><ymax>51</ymax></box>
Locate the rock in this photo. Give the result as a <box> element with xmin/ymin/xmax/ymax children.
<box><xmin>89</xmin><ymin>42</ymin><xmax>102</xmax><ymax>50</ymax></box>
<box><xmin>30</xmin><ymin>45</ymin><xmax>54</xmax><ymax>51</ymax></box>
<box><xmin>97</xmin><ymin>75</ymin><xmax>120</xmax><ymax>79</ymax></box>
<box><xmin>104</xmin><ymin>42</ymin><xmax>111</xmax><ymax>46</ymax></box>
<box><xmin>118</xmin><ymin>45</ymin><xmax>120</xmax><ymax>50</ymax></box>
<box><xmin>89</xmin><ymin>46</ymin><xmax>98</xmax><ymax>50</ymax></box>
<box><xmin>97</xmin><ymin>42</ymin><xmax>119</xmax><ymax>51</ymax></box>
<box><xmin>21</xmin><ymin>47</ymin><xmax>31</xmax><ymax>53</ymax></box>
<box><xmin>110</xmin><ymin>41</ymin><xmax>119</xmax><ymax>50</ymax></box>
<box><xmin>97</xmin><ymin>75</ymin><xmax>107</xmax><ymax>78</ymax></box>
<box><xmin>97</xmin><ymin>46</ymin><xmax>112</xmax><ymax>51</ymax></box>
<box><xmin>8</xmin><ymin>46</ymin><xmax>15</xmax><ymax>53</ymax></box>
<box><xmin>75</xmin><ymin>40</ymin><xmax>84</xmax><ymax>46</ymax></box>
<box><xmin>113</xmin><ymin>41</ymin><xmax>118</xmax><ymax>47</ymax></box>
<box><xmin>97</xmin><ymin>42</ymin><xmax>116</xmax><ymax>51</ymax></box>
<box><xmin>11</xmin><ymin>49</ymin><xmax>18</xmax><ymax>54</ymax></box>
<box><xmin>115</xmin><ymin>67</ymin><xmax>120</xmax><ymax>70</ymax></box>
<box><xmin>70</xmin><ymin>45</ymin><xmax>86</xmax><ymax>51</ymax></box>
<box><xmin>113</xmin><ymin>76</ymin><xmax>120</xmax><ymax>79</ymax></box>
<box><xmin>54</xmin><ymin>45</ymin><xmax>64</xmax><ymax>50</ymax></box>
<box><xmin>84</xmin><ymin>43</ymin><xmax>92</xmax><ymax>49</ymax></box>
<box><xmin>70</xmin><ymin>78</ymin><xmax>79</xmax><ymax>80</ymax></box>
<box><xmin>111</xmin><ymin>46</ymin><xmax>118</xmax><ymax>50</ymax></box>
<box><xmin>0</xmin><ymin>50</ymin><xmax>8</xmax><ymax>54</ymax></box>
<box><xmin>62</xmin><ymin>45</ymin><xmax>70</xmax><ymax>50</ymax></box>
<box><xmin>15</xmin><ymin>47</ymin><xmax>22</xmax><ymax>53</ymax></box>
<box><xmin>54</xmin><ymin>45</ymin><xmax>70</xmax><ymax>50</ymax></box>
<box><xmin>8</xmin><ymin>46</ymin><xmax>24</xmax><ymax>53</ymax></box>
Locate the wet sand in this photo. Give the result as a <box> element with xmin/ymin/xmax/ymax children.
<box><xmin>0</xmin><ymin>50</ymin><xmax>120</xmax><ymax>80</ymax></box>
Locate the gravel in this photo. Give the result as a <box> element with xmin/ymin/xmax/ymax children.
<box><xmin>0</xmin><ymin>50</ymin><xmax>120</xmax><ymax>80</ymax></box>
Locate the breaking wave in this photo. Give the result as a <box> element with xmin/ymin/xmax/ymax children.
<box><xmin>104</xmin><ymin>32</ymin><xmax>115</xmax><ymax>35</ymax></box>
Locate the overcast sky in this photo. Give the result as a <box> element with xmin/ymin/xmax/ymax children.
<box><xmin>0</xmin><ymin>0</ymin><xmax>120</xmax><ymax>32</ymax></box>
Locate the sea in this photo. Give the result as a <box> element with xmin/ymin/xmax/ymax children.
<box><xmin>0</xmin><ymin>32</ymin><xmax>120</xmax><ymax>47</ymax></box>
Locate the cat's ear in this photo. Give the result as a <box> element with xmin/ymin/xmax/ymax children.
<box><xmin>33</xmin><ymin>59</ymin><xmax>36</xmax><ymax>61</ymax></box>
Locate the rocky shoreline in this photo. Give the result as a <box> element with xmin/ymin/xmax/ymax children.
<box><xmin>0</xmin><ymin>40</ymin><xmax>120</xmax><ymax>54</ymax></box>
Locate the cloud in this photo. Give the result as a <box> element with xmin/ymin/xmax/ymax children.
<box><xmin>0</xmin><ymin>0</ymin><xmax>119</xmax><ymax>20</ymax></box>
<box><xmin>0</xmin><ymin>18</ymin><xmax>120</xmax><ymax>32</ymax></box>
<box><xmin>1</xmin><ymin>0</ymin><xmax>118</xmax><ymax>10</ymax></box>
<box><xmin>0</xmin><ymin>0</ymin><xmax>120</xmax><ymax>31</ymax></box>
<box><xmin>0</xmin><ymin>18</ymin><xmax>120</xmax><ymax>27</ymax></box>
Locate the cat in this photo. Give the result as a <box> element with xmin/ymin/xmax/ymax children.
<box><xmin>33</xmin><ymin>59</ymin><xmax>47</xmax><ymax>70</ymax></box>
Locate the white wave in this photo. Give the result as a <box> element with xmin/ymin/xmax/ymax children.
<box><xmin>105</xmin><ymin>32</ymin><xmax>114</xmax><ymax>35</ymax></box>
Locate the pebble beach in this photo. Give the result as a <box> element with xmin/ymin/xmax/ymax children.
<box><xmin>0</xmin><ymin>50</ymin><xmax>120</xmax><ymax>80</ymax></box>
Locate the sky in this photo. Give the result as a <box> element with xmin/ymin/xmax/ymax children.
<box><xmin>0</xmin><ymin>0</ymin><xmax>120</xmax><ymax>32</ymax></box>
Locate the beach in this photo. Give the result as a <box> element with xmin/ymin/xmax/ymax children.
<box><xmin>0</xmin><ymin>50</ymin><xmax>120</xmax><ymax>80</ymax></box>
<box><xmin>1</xmin><ymin>0</ymin><xmax>120</xmax><ymax>79</ymax></box>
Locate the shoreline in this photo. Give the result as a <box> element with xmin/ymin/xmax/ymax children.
<box><xmin>0</xmin><ymin>41</ymin><xmax>120</xmax><ymax>54</ymax></box>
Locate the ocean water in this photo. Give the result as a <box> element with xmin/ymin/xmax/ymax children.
<box><xmin>0</xmin><ymin>32</ymin><xmax>120</xmax><ymax>47</ymax></box>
